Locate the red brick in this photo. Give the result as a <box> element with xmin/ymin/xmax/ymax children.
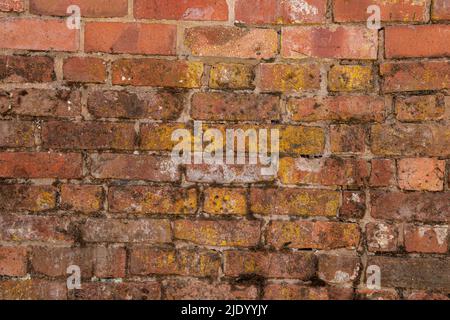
<box><xmin>224</xmin><ymin>251</ymin><xmax>316</xmax><ymax>279</ymax></box>
<box><xmin>0</xmin><ymin>215</ymin><xmax>74</xmax><ymax>243</ymax></box>
<box><xmin>282</xmin><ymin>26</ymin><xmax>378</xmax><ymax>59</ymax></box>
<box><xmin>267</xmin><ymin>220</ymin><xmax>360</xmax><ymax>249</ymax></box>
<box><xmin>381</xmin><ymin>61</ymin><xmax>450</xmax><ymax>92</ymax></box>
<box><xmin>163</xmin><ymin>279</ymin><xmax>257</xmax><ymax>300</ymax></box>
<box><xmin>405</xmin><ymin>290</ymin><xmax>449</xmax><ymax>300</ymax></box>
<box><xmin>0</xmin><ymin>55</ymin><xmax>54</xmax><ymax>83</ymax></box>
<box><xmin>334</xmin><ymin>0</ymin><xmax>428</xmax><ymax>22</ymax></box>
<box><xmin>395</xmin><ymin>95</ymin><xmax>447</xmax><ymax>122</ymax></box>
<box><xmin>330</xmin><ymin>125</ymin><xmax>366</xmax><ymax>153</ymax></box>
<box><xmin>29</xmin><ymin>0</ymin><xmax>128</xmax><ymax>17</ymax></box>
<box><xmin>386</xmin><ymin>25</ymin><xmax>450</xmax><ymax>58</ymax></box>
<box><xmin>61</xmin><ymin>185</ymin><xmax>103</xmax><ymax>213</ymax></box>
<box><xmin>87</xmin><ymin>90</ymin><xmax>184</xmax><ymax>120</ymax></box>
<box><xmin>31</xmin><ymin>246</ymin><xmax>126</xmax><ymax>278</ymax></box>
<box><xmin>370</xmin><ymin>159</ymin><xmax>396</xmax><ymax>187</ymax></box>
<box><xmin>235</xmin><ymin>0</ymin><xmax>327</xmax><ymax>24</ymax></box>
<box><xmin>63</xmin><ymin>57</ymin><xmax>106</xmax><ymax>83</ymax></box>
<box><xmin>90</xmin><ymin>154</ymin><xmax>180</xmax><ymax>181</ymax></box>
<box><xmin>191</xmin><ymin>92</ymin><xmax>280</xmax><ymax>121</ymax></box>
<box><xmin>367</xmin><ymin>256</ymin><xmax>450</xmax><ymax>290</ymax></box>
<box><xmin>42</xmin><ymin>121</ymin><xmax>136</xmax><ymax>150</ymax></box>
<box><xmin>130</xmin><ymin>247</ymin><xmax>220</xmax><ymax>277</ymax></box>
<box><xmin>0</xmin><ymin>185</ymin><xmax>56</xmax><ymax>211</ymax></box>
<box><xmin>0</xmin><ymin>280</ymin><xmax>67</xmax><ymax>300</ymax></box>
<box><xmin>366</xmin><ymin>222</ymin><xmax>398</xmax><ymax>252</ymax></box>
<box><xmin>279</xmin><ymin>157</ymin><xmax>369</xmax><ymax>186</ymax></box>
<box><xmin>112</xmin><ymin>59</ymin><xmax>203</xmax><ymax>88</ymax></box>
<box><xmin>11</xmin><ymin>89</ymin><xmax>81</xmax><ymax>117</ymax></box>
<box><xmin>81</xmin><ymin>218</ymin><xmax>171</xmax><ymax>244</ymax></box>
<box><xmin>356</xmin><ymin>289</ymin><xmax>399</xmax><ymax>300</ymax></box>
<box><xmin>404</xmin><ymin>225</ymin><xmax>449</xmax><ymax>254</ymax></box>
<box><xmin>85</xmin><ymin>22</ymin><xmax>176</xmax><ymax>55</ymax></box>
<box><xmin>371</xmin><ymin>191</ymin><xmax>450</xmax><ymax>222</ymax></box>
<box><xmin>264</xmin><ymin>283</ymin><xmax>353</xmax><ymax>300</ymax></box>
<box><xmin>108</xmin><ymin>186</ymin><xmax>197</xmax><ymax>214</ymax></box>
<box><xmin>134</xmin><ymin>0</ymin><xmax>228</xmax><ymax>21</ymax></box>
<box><xmin>0</xmin><ymin>120</ymin><xmax>35</xmax><ymax>147</ymax></box>
<box><xmin>73</xmin><ymin>281</ymin><xmax>161</xmax><ymax>300</ymax></box>
<box><xmin>258</xmin><ymin>63</ymin><xmax>321</xmax><ymax>92</ymax></box>
<box><xmin>398</xmin><ymin>158</ymin><xmax>445</xmax><ymax>191</ymax></box>
<box><xmin>250</xmin><ymin>188</ymin><xmax>340</xmax><ymax>217</ymax></box>
<box><xmin>0</xmin><ymin>19</ymin><xmax>78</xmax><ymax>52</ymax></box>
<box><xmin>0</xmin><ymin>152</ymin><xmax>82</xmax><ymax>179</ymax></box>
<box><xmin>433</xmin><ymin>0</ymin><xmax>450</xmax><ymax>20</ymax></box>
<box><xmin>0</xmin><ymin>247</ymin><xmax>27</xmax><ymax>276</ymax></box>
<box><xmin>0</xmin><ymin>0</ymin><xmax>24</xmax><ymax>12</ymax></box>
<box><xmin>174</xmin><ymin>220</ymin><xmax>261</xmax><ymax>247</ymax></box>
<box><xmin>371</xmin><ymin>124</ymin><xmax>450</xmax><ymax>156</ymax></box>
<box><xmin>184</xmin><ymin>26</ymin><xmax>278</xmax><ymax>59</ymax></box>
<box><xmin>318</xmin><ymin>253</ymin><xmax>360</xmax><ymax>285</ymax></box>
<box><xmin>203</xmin><ymin>187</ymin><xmax>247</xmax><ymax>215</ymax></box>
<box><xmin>287</xmin><ymin>96</ymin><xmax>386</xmax><ymax>122</ymax></box>
<box><xmin>340</xmin><ymin>191</ymin><xmax>366</xmax><ymax>219</ymax></box>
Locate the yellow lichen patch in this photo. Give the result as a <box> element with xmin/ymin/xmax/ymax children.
<box><xmin>36</xmin><ymin>191</ymin><xmax>55</xmax><ymax>210</ymax></box>
<box><xmin>204</xmin><ymin>188</ymin><xmax>247</xmax><ymax>215</ymax></box>
<box><xmin>143</xmin><ymin>188</ymin><xmax>197</xmax><ymax>214</ymax></box>
<box><xmin>279</xmin><ymin>126</ymin><xmax>325</xmax><ymax>155</ymax></box>
<box><xmin>180</xmin><ymin>62</ymin><xmax>204</xmax><ymax>88</ymax></box>
<box><xmin>329</xmin><ymin>65</ymin><xmax>372</xmax><ymax>91</ymax></box>
<box><xmin>210</xmin><ymin>63</ymin><xmax>254</xmax><ymax>89</ymax></box>
<box><xmin>272</xmin><ymin>64</ymin><xmax>319</xmax><ymax>92</ymax></box>
<box><xmin>141</xmin><ymin>123</ymin><xmax>188</xmax><ymax>151</ymax></box>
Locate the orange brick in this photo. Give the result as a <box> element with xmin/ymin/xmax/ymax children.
<box><xmin>404</xmin><ymin>225</ymin><xmax>449</xmax><ymax>254</ymax></box>
<box><xmin>63</xmin><ymin>57</ymin><xmax>107</xmax><ymax>83</ymax></box>
<box><xmin>398</xmin><ymin>158</ymin><xmax>445</xmax><ymax>191</ymax></box>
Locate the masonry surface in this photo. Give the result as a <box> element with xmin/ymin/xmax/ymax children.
<box><xmin>0</xmin><ymin>0</ymin><xmax>449</xmax><ymax>300</ymax></box>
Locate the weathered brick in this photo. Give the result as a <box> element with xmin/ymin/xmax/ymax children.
<box><xmin>235</xmin><ymin>0</ymin><xmax>327</xmax><ymax>24</ymax></box>
<box><xmin>282</xmin><ymin>26</ymin><xmax>378</xmax><ymax>59</ymax></box>
<box><xmin>371</xmin><ymin>191</ymin><xmax>450</xmax><ymax>222</ymax></box>
<box><xmin>356</xmin><ymin>289</ymin><xmax>399</xmax><ymax>300</ymax></box>
<box><xmin>371</xmin><ymin>124</ymin><xmax>450</xmax><ymax>156</ymax></box>
<box><xmin>386</xmin><ymin>25</ymin><xmax>450</xmax><ymax>58</ymax></box>
<box><xmin>0</xmin><ymin>120</ymin><xmax>35</xmax><ymax>147</ymax></box>
<box><xmin>318</xmin><ymin>253</ymin><xmax>360</xmax><ymax>285</ymax></box>
<box><xmin>286</xmin><ymin>96</ymin><xmax>386</xmax><ymax>122</ymax></box>
<box><xmin>340</xmin><ymin>191</ymin><xmax>366</xmax><ymax>219</ymax></box>
<box><xmin>334</xmin><ymin>0</ymin><xmax>428</xmax><ymax>22</ymax></box>
<box><xmin>209</xmin><ymin>63</ymin><xmax>255</xmax><ymax>89</ymax></box>
<box><xmin>90</xmin><ymin>154</ymin><xmax>180</xmax><ymax>181</ymax></box>
<box><xmin>370</xmin><ymin>159</ymin><xmax>396</xmax><ymax>187</ymax></box>
<box><xmin>330</xmin><ymin>125</ymin><xmax>366</xmax><ymax>153</ymax></box>
<box><xmin>163</xmin><ymin>279</ymin><xmax>257</xmax><ymax>300</ymax></box>
<box><xmin>267</xmin><ymin>220</ymin><xmax>360</xmax><ymax>249</ymax></box>
<box><xmin>0</xmin><ymin>152</ymin><xmax>82</xmax><ymax>178</ymax></box>
<box><xmin>61</xmin><ymin>185</ymin><xmax>103</xmax><ymax>213</ymax></box>
<box><xmin>109</xmin><ymin>186</ymin><xmax>197</xmax><ymax>214</ymax></box>
<box><xmin>0</xmin><ymin>90</ymin><xmax>10</xmax><ymax>114</ymax></box>
<box><xmin>73</xmin><ymin>281</ymin><xmax>161</xmax><ymax>300</ymax></box>
<box><xmin>192</xmin><ymin>92</ymin><xmax>279</xmax><ymax>121</ymax></box>
<box><xmin>367</xmin><ymin>256</ymin><xmax>450</xmax><ymax>290</ymax></box>
<box><xmin>130</xmin><ymin>247</ymin><xmax>220</xmax><ymax>277</ymax></box>
<box><xmin>225</xmin><ymin>251</ymin><xmax>316</xmax><ymax>279</ymax></box>
<box><xmin>0</xmin><ymin>185</ymin><xmax>56</xmax><ymax>212</ymax></box>
<box><xmin>381</xmin><ymin>61</ymin><xmax>450</xmax><ymax>92</ymax></box>
<box><xmin>0</xmin><ymin>246</ymin><xmax>27</xmax><ymax>276</ymax></box>
<box><xmin>11</xmin><ymin>89</ymin><xmax>81</xmax><ymax>117</ymax></box>
<box><xmin>81</xmin><ymin>218</ymin><xmax>171</xmax><ymax>244</ymax></box>
<box><xmin>263</xmin><ymin>283</ymin><xmax>354</xmax><ymax>300</ymax></box>
<box><xmin>42</xmin><ymin>121</ymin><xmax>136</xmax><ymax>150</ymax></box>
<box><xmin>405</xmin><ymin>290</ymin><xmax>449</xmax><ymax>300</ymax></box>
<box><xmin>140</xmin><ymin>123</ymin><xmax>187</xmax><ymax>151</ymax></box>
<box><xmin>395</xmin><ymin>95</ymin><xmax>447</xmax><ymax>122</ymax></box>
<box><xmin>398</xmin><ymin>158</ymin><xmax>445</xmax><ymax>191</ymax></box>
<box><xmin>63</xmin><ymin>57</ymin><xmax>107</xmax><ymax>83</ymax></box>
<box><xmin>0</xmin><ymin>19</ymin><xmax>78</xmax><ymax>52</ymax></box>
<box><xmin>279</xmin><ymin>157</ymin><xmax>369</xmax><ymax>186</ymax></box>
<box><xmin>0</xmin><ymin>0</ymin><xmax>24</xmax><ymax>12</ymax></box>
<box><xmin>31</xmin><ymin>246</ymin><xmax>126</xmax><ymax>278</ymax></box>
<box><xmin>85</xmin><ymin>22</ymin><xmax>176</xmax><ymax>55</ymax></box>
<box><xmin>258</xmin><ymin>63</ymin><xmax>321</xmax><ymax>92</ymax></box>
<box><xmin>134</xmin><ymin>0</ymin><xmax>228</xmax><ymax>21</ymax></box>
<box><xmin>87</xmin><ymin>90</ymin><xmax>184</xmax><ymax>120</ymax></box>
<box><xmin>433</xmin><ymin>0</ymin><xmax>450</xmax><ymax>20</ymax></box>
<box><xmin>112</xmin><ymin>59</ymin><xmax>203</xmax><ymax>88</ymax></box>
<box><xmin>29</xmin><ymin>0</ymin><xmax>128</xmax><ymax>17</ymax></box>
<box><xmin>0</xmin><ymin>280</ymin><xmax>67</xmax><ymax>300</ymax></box>
<box><xmin>328</xmin><ymin>65</ymin><xmax>373</xmax><ymax>92</ymax></box>
<box><xmin>0</xmin><ymin>55</ymin><xmax>54</xmax><ymax>83</ymax></box>
<box><xmin>404</xmin><ymin>225</ymin><xmax>449</xmax><ymax>254</ymax></box>
<box><xmin>203</xmin><ymin>187</ymin><xmax>246</xmax><ymax>215</ymax></box>
<box><xmin>185</xmin><ymin>26</ymin><xmax>278</xmax><ymax>59</ymax></box>
<box><xmin>250</xmin><ymin>188</ymin><xmax>340</xmax><ymax>217</ymax></box>
<box><xmin>366</xmin><ymin>222</ymin><xmax>398</xmax><ymax>252</ymax></box>
<box><xmin>280</xmin><ymin>125</ymin><xmax>325</xmax><ymax>154</ymax></box>
<box><xmin>0</xmin><ymin>215</ymin><xmax>74</xmax><ymax>243</ymax></box>
<box><xmin>174</xmin><ymin>220</ymin><xmax>260</xmax><ymax>247</ymax></box>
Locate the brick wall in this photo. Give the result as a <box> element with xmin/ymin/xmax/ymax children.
<box><xmin>0</xmin><ymin>0</ymin><xmax>449</xmax><ymax>300</ymax></box>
